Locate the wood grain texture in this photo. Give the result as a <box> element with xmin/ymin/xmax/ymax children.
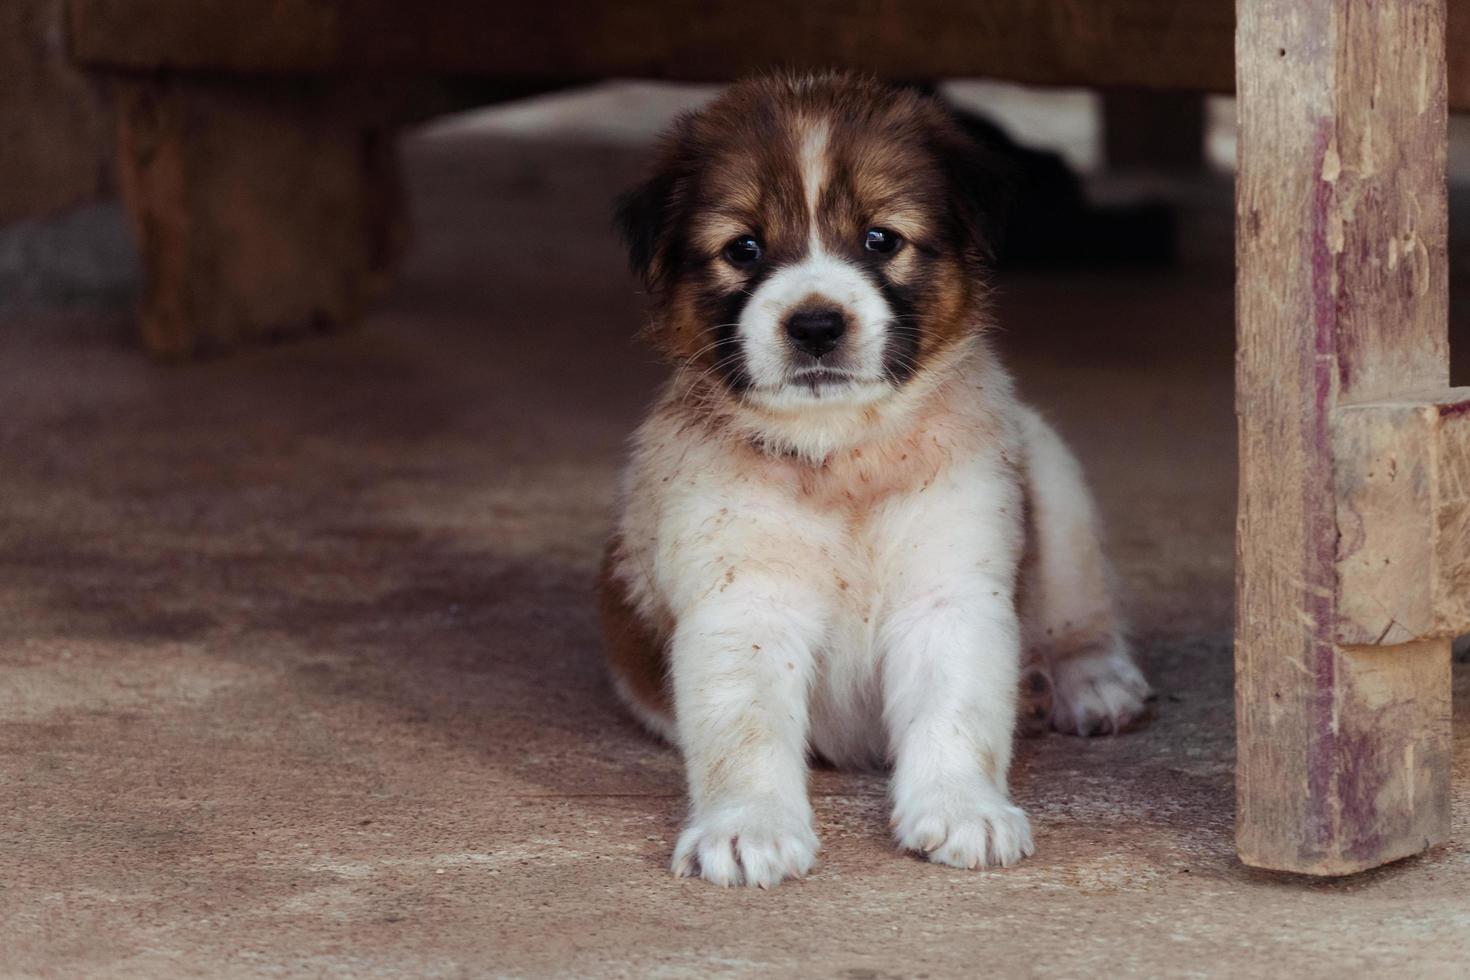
<box><xmin>1235</xmin><ymin>0</ymin><xmax>1452</xmax><ymax>874</ymax></box>
<box><xmin>69</xmin><ymin>0</ymin><xmax>1230</xmax><ymax>90</ymax></box>
<box><xmin>1334</xmin><ymin>390</ymin><xmax>1470</xmax><ymax>645</ymax></box>
<box><xmin>63</xmin><ymin>0</ymin><xmax>1470</xmax><ymax>109</ymax></box>
<box><xmin>114</xmin><ymin>79</ymin><xmax>406</xmax><ymax>356</ymax></box>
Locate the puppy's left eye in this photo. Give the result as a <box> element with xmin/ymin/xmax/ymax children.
<box><xmin>864</xmin><ymin>228</ymin><xmax>902</xmax><ymax>255</ymax></box>
<box><xmin>723</xmin><ymin>235</ymin><xmax>763</xmax><ymax>267</ymax></box>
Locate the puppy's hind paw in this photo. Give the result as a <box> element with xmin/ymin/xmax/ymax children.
<box><xmin>1050</xmin><ymin>643</ymin><xmax>1152</xmax><ymax>736</ymax></box>
<box><xmin>1017</xmin><ymin>665</ymin><xmax>1054</xmax><ymax>737</ymax></box>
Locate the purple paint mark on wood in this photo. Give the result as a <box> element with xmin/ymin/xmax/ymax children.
<box><xmin>1310</xmin><ymin>122</ymin><xmax>1339</xmax><ymax>408</ymax></box>
<box><xmin>1304</xmin><ymin>118</ymin><xmax>1341</xmax><ymax>854</ymax></box>
<box><xmin>1336</xmin><ymin>727</ymin><xmax>1387</xmax><ymax>863</ymax></box>
<box><xmin>1437</xmin><ymin>398</ymin><xmax>1470</xmax><ymax>418</ymax></box>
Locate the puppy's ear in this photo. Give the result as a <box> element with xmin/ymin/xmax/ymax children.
<box><xmin>934</xmin><ymin>121</ymin><xmax>1015</xmax><ymax>266</ymax></box>
<box><xmin>614</xmin><ymin>167</ymin><xmax>681</xmax><ymax>291</ymax></box>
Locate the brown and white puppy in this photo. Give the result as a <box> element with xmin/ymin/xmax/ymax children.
<box><xmin>600</xmin><ymin>74</ymin><xmax>1149</xmax><ymax>888</ymax></box>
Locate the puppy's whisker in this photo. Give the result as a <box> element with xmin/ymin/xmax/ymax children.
<box><xmin>674</xmin><ymin>328</ymin><xmax>744</xmax><ymax>369</ymax></box>
<box><xmin>677</xmin><ymin>353</ymin><xmax>745</xmax><ymax>406</ymax></box>
<box><xmin>679</xmin><ymin>346</ymin><xmax>742</xmax><ymax>382</ymax></box>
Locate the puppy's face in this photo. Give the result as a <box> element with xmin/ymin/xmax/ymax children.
<box><xmin>617</xmin><ymin>75</ymin><xmax>1004</xmax><ymax>412</ymax></box>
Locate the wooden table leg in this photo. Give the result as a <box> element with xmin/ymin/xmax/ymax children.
<box><xmin>1235</xmin><ymin>0</ymin><xmax>1453</xmax><ymax>873</ymax></box>
<box><xmin>113</xmin><ymin>78</ymin><xmax>407</xmax><ymax>358</ymax></box>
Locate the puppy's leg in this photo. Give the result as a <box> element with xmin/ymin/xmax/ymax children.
<box><xmin>669</xmin><ymin>584</ymin><xmax>824</xmax><ymax>888</ymax></box>
<box><xmin>882</xmin><ymin>500</ymin><xmax>1034</xmax><ymax>869</ymax></box>
<box><xmin>1018</xmin><ymin>407</ymin><xmax>1151</xmax><ymax>735</ymax></box>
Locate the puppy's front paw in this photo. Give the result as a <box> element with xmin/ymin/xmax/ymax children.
<box><xmin>893</xmin><ymin>785</ymin><xmax>1034</xmax><ymax>869</ymax></box>
<box><xmin>1051</xmin><ymin>644</ymin><xmax>1152</xmax><ymax>736</ymax></box>
<box><xmin>672</xmin><ymin>800</ymin><xmax>818</xmax><ymax>888</ymax></box>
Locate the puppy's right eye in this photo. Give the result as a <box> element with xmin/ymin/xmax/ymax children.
<box><xmin>722</xmin><ymin>235</ymin><xmax>763</xmax><ymax>267</ymax></box>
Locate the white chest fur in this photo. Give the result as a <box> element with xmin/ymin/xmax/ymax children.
<box><xmin>607</xmin><ymin>348</ymin><xmax>1151</xmax><ymax>886</ymax></box>
<box><xmin>617</xmin><ymin>365</ymin><xmax>1026</xmax><ymax>767</ymax></box>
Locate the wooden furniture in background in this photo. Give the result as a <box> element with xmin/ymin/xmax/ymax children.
<box><xmin>66</xmin><ymin>0</ymin><xmax>1470</xmax><ymax>357</ymax></box>
<box><xmin>66</xmin><ymin>0</ymin><xmax>1469</xmax><ymax>875</ymax></box>
<box><xmin>111</xmin><ymin>79</ymin><xmax>407</xmax><ymax>354</ymax></box>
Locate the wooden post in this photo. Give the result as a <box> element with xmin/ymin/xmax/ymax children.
<box><xmin>113</xmin><ymin>79</ymin><xmax>407</xmax><ymax>357</ymax></box>
<box><xmin>1235</xmin><ymin>0</ymin><xmax>1453</xmax><ymax>873</ymax></box>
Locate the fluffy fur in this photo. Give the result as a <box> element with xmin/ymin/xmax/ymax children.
<box><xmin>600</xmin><ymin>74</ymin><xmax>1150</xmax><ymax>888</ymax></box>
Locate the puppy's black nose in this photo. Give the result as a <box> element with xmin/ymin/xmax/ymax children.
<box><xmin>785</xmin><ymin>308</ymin><xmax>847</xmax><ymax>358</ymax></box>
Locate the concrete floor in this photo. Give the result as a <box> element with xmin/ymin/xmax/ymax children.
<box><xmin>4</xmin><ymin>88</ymin><xmax>1470</xmax><ymax>978</ymax></box>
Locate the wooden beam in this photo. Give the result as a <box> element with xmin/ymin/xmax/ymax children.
<box><xmin>63</xmin><ymin>0</ymin><xmax>1470</xmax><ymax>110</ymax></box>
<box><xmin>1235</xmin><ymin>0</ymin><xmax>1453</xmax><ymax>874</ymax></box>
<box><xmin>63</xmin><ymin>0</ymin><xmax>1233</xmax><ymax>89</ymax></box>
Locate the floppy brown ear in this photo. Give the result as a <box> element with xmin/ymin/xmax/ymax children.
<box><xmin>934</xmin><ymin>123</ymin><xmax>1016</xmax><ymax>266</ymax></box>
<box><xmin>613</xmin><ymin>168</ymin><xmax>679</xmax><ymax>289</ymax></box>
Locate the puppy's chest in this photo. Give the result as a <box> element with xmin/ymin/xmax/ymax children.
<box><xmin>782</xmin><ymin>460</ymin><xmax>936</xmax><ymax>639</ymax></box>
<box><xmin>791</xmin><ymin>435</ymin><xmax>946</xmax><ymax>513</ymax></box>
<box><xmin>793</xmin><ymin>504</ymin><xmax>906</xmax><ymax>760</ymax></box>
<box><xmin>751</xmin><ymin>435</ymin><xmax>956</xmax><ymax>600</ymax></box>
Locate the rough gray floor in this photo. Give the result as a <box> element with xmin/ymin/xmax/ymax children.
<box><xmin>4</xmin><ymin>93</ymin><xmax>1470</xmax><ymax>979</ymax></box>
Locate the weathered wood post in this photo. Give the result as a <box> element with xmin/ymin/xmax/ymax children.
<box><xmin>1235</xmin><ymin>0</ymin><xmax>1461</xmax><ymax>873</ymax></box>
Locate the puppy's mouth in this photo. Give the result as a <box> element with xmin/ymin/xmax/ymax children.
<box><xmin>793</xmin><ymin>367</ymin><xmax>854</xmax><ymax>386</ymax></box>
<box><xmin>787</xmin><ymin>366</ymin><xmax>866</xmax><ymax>397</ymax></box>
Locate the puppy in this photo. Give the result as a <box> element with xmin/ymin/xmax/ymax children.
<box><xmin>599</xmin><ymin>74</ymin><xmax>1150</xmax><ymax>887</ymax></box>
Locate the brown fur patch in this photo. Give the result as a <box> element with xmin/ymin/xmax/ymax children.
<box><xmin>597</xmin><ymin>537</ymin><xmax>672</xmax><ymax>723</ymax></box>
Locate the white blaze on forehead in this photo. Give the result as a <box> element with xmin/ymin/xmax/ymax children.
<box><xmin>726</xmin><ymin>115</ymin><xmax>897</xmax><ymax>409</ymax></box>
<box><xmin>797</xmin><ymin>118</ymin><xmax>830</xmax><ymax>245</ymax></box>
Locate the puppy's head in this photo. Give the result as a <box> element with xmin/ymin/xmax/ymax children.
<box><xmin>617</xmin><ymin>73</ymin><xmax>1005</xmax><ymax>414</ymax></box>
